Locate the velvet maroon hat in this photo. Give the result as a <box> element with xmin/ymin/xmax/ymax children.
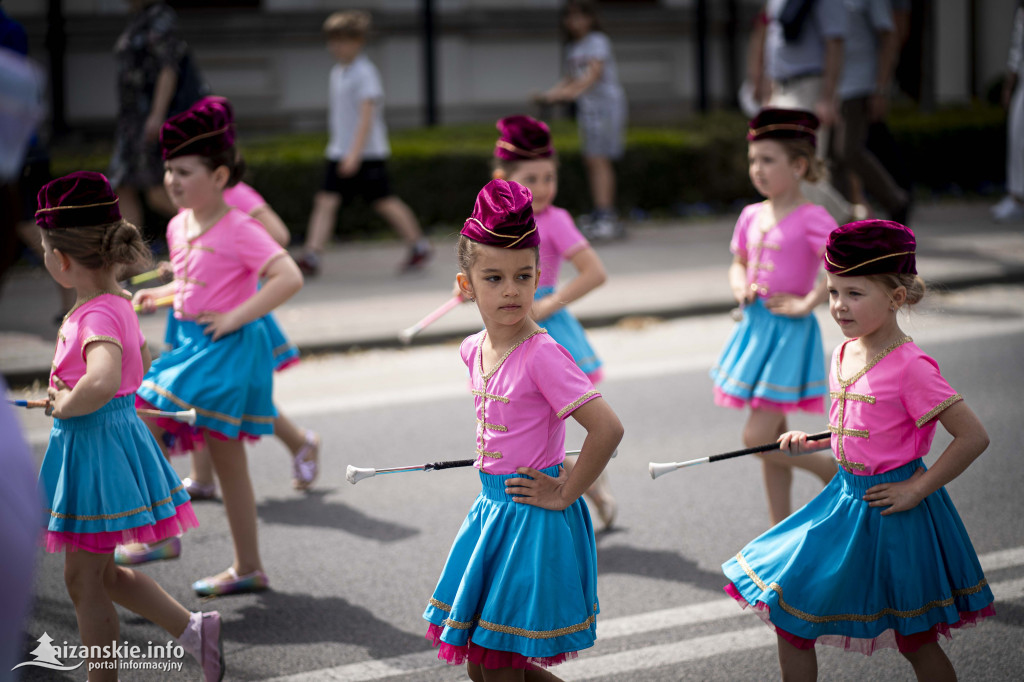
<box><xmin>494</xmin><ymin>115</ymin><xmax>554</xmax><ymax>161</ymax></box>
<box><xmin>160</xmin><ymin>96</ymin><xmax>236</xmax><ymax>160</ymax></box>
<box><xmin>35</xmin><ymin>171</ymin><xmax>121</xmax><ymax>229</ymax></box>
<box><xmin>461</xmin><ymin>179</ymin><xmax>539</xmax><ymax>248</ymax></box>
<box><xmin>747</xmin><ymin>108</ymin><xmax>819</xmax><ymax>147</ymax></box>
<box><xmin>825</xmin><ymin>220</ymin><xmax>917</xmax><ymax>276</ymax></box>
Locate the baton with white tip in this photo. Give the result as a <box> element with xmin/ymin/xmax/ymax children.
<box><xmin>398</xmin><ymin>295</ymin><xmax>462</xmax><ymax>345</ymax></box>
<box><xmin>347</xmin><ymin>448</ymin><xmax>616</xmax><ymax>485</ymax></box>
<box><xmin>649</xmin><ymin>432</ymin><xmax>831</xmax><ymax>480</ymax></box>
<box><xmin>9</xmin><ymin>400</ymin><xmax>197</xmax><ymax>426</ymax></box>
<box><xmin>136</xmin><ymin>408</ymin><xmax>198</xmax><ymax>425</ymax></box>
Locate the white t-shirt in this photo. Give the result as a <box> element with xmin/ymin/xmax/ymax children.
<box><xmin>325</xmin><ymin>54</ymin><xmax>390</xmax><ymax>161</ymax></box>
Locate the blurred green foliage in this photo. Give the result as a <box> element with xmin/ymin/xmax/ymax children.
<box><xmin>51</xmin><ymin>104</ymin><xmax>1005</xmax><ymax>241</ymax></box>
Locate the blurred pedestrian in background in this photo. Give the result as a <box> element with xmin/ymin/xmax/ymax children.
<box><xmin>109</xmin><ymin>0</ymin><xmax>206</xmax><ymax>236</ymax></box>
<box><xmin>0</xmin><ymin>1</ymin><xmax>49</xmax><ymax>295</ymax></box>
<box><xmin>830</xmin><ymin>0</ymin><xmax>911</xmax><ymax>226</ymax></box>
<box><xmin>297</xmin><ymin>10</ymin><xmax>431</xmax><ymax>276</ymax></box>
<box><xmin>537</xmin><ymin>0</ymin><xmax>627</xmax><ymax>241</ymax></box>
<box><xmin>993</xmin><ymin>0</ymin><xmax>1024</xmax><ymax>222</ymax></box>
<box><xmin>761</xmin><ymin>0</ymin><xmax>859</xmax><ymax>224</ymax></box>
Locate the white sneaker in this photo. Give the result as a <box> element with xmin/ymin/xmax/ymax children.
<box><xmin>991</xmin><ymin>195</ymin><xmax>1016</xmax><ymax>218</ymax></box>
<box><xmin>992</xmin><ymin>198</ymin><xmax>1024</xmax><ymax>222</ymax></box>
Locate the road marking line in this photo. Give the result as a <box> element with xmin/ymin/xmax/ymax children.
<box><xmin>264</xmin><ymin>565</ymin><xmax>1024</xmax><ymax>682</ymax></box>
<box><xmin>559</xmin><ymin>626</ymin><xmax>776</xmax><ymax>681</ymax></box>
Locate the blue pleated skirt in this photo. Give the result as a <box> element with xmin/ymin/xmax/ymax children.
<box><xmin>164</xmin><ymin>308</ymin><xmax>299</xmax><ymax>372</ymax></box>
<box><xmin>139</xmin><ymin>318</ymin><xmax>277</xmax><ymax>440</ymax></box>
<box><xmin>423</xmin><ymin>465</ymin><xmax>600</xmax><ymax>660</ymax></box>
<box><xmin>39</xmin><ymin>394</ymin><xmax>194</xmax><ymax>536</ymax></box>
<box><xmin>535</xmin><ymin>286</ymin><xmax>602</xmax><ymax>377</ymax></box>
<box><xmin>722</xmin><ymin>459</ymin><xmax>994</xmax><ymax>653</ymax></box>
<box><xmin>710</xmin><ymin>298</ymin><xmax>827</xmax><ymax>413</ymax></box>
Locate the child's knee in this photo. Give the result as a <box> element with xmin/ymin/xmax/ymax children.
<box><xmin>466</xmin><ymin>662</ymin><xmax>484</xmax><ymax>682</ymax></box>
<box><xmin>64</xmin><ymin>560</ymin><xmax>103</xmax><ymax>602</ymax></box>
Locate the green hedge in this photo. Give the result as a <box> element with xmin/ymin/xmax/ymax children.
<box><xmin>51</xmin><ymin>104</ymin><xmax>1006</xmax><ymax>241</ymax></box>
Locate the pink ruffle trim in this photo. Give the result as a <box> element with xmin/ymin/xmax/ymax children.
<box><xmin>275</xmin><ymin>356</ymin><xmax>300</xmax><ymax>373</ymax></box>
<box><xmin>425</xmin><ymin>623</ymin><xmax>578</xmax><ymax>670</ymax></box>
<box><xmin>713</xmin><ymin>388</ymin><xmax>824</xmax><ymax>414</ymax></box>
<box><xmin>136</xmin><ymin>397</ymin><xmax>261</xmax><ymax>456</ymax></box>
<box><xmin>43</xmin><ymin>502</ymin><xmax>199</xmax><ymax>554</ymax></box>
<box><xmin>724</xmin><ymin>582</ymin><xmax>996</xmax><ymax>655</ymax></box>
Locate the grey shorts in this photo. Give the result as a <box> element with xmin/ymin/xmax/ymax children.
<box><xmin>577</xmin><ymin>97</ymin><xmax>627</xmax><ymax>160</ymax></box>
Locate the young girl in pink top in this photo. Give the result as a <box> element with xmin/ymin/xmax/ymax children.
<box><xmin>133</xmin><ymin>97</ymin><xmax>304</xmax><ymax>596</ymax></box>
<box><xmin>711</xmin><ymin>108</ymin><xmax>839</xmax><ymax>525</ymax></box>
<box><xmin>424</xmin><ymin>179</ymin><xmax>623</xmax><ymax>681</ymax></box>
<box><xmin>35</xmin><ymin>171</ymin><xmax>224</xmax><ymax>681</ymax></box>
<box><xmin>723</xmin><ymin>220</ymin><xmax>994</xmax><ymax>681</ymax></box>
<box><xmin>489</xmin><ymin>114</ymin><xmax>616</xmax><ymax>530</ymax></box>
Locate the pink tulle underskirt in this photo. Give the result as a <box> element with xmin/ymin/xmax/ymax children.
<box><xmin>724</xmin><ymin>582</ymin><xmax>996</xmax><ymax>655</ymax></box>
<box><xmin>713</xmin><ymin>387</ymin><xmax>824</xmax><ymax>414</ymax></box>
<box><xmin>136</xmin><ymin>398</ymin><xmax>262</xmax><ymax>456</ymax></box>
<box><xmin>425</xmin><ymin>623</ymin><xmax>578</xmax><ymax>670</ymax></box>
<box><xmin>44</xmin><ymin>502</ymin><xmax>199</xmax><ymax>554</ymax></box>
<box><xmin>275</xmin><ymin>357</ymin><xmax>300</xmax><ymax>373</ymax></box>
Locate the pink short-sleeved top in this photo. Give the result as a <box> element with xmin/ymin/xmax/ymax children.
<box><xmin>829</xmin><ymin>337</ymin><xmax>963</xmax><ymax>476</ymax></box>
<box><xmin>51</xmin><ymin>292</ymin><xmax>146</xmax><ymax>397</ymax></box>
<box><xmin>222</xmin><ymin>182</ymin><xmax>266</xmax><ymax>215</ymax></box>
<box><xmin>730</xmin><ymin>202</ymin><xmax>836</xmax><ymax>298</ymax></box>
<box><xmin>536</xmin><ymin>206</ymin><xmax>589</xmax><ymax>289</ymax></box>
<box><xmin>167</xmin><ymin>208</ymin><xmax>285</xmax><ymax>319</ymax></box>
<box><xmin>461</xmin><ymin>329</ymin><xmax>601</xmax><ymax>475</ymax></box>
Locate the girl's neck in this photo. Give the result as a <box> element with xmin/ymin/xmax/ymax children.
<box><xmin>765</xmin><ymin>187</ymin><xmax>807</xmax><ymax>220</ymax></box>
<box><xmin>484</xmin><ymin>318</ymin><xmax>541</xmax><ymax>354</ymax></box>
<box><xmin>187</xmin><ymin>196</ymin><xmax>230</xmax><ymax>236</ymax></box>
<box><xmin>855</xmin><ymin>318</ymin><xmax>907</xmax><ymax>359</ymax></box>
<box><xmin>72</xmin><ymin>270</ymin><xmax>122</xmax><ymax>303</ymax></box>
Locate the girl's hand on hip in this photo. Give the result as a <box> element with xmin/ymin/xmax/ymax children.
<box><xmin>764</xmin><ymin>293</ymin><xmax>809</xmax><ymax>318</ymax></box>
<box><xmin>506</xmin><ymin>465</ymin><xmax>570</xmax><ymax>510</ymax></box>
<box><xmin>863</xmin><ymin>468</ymin><xmax>927</xmax><ymax>515</ymax></box>
<box><xmin>47</xmin><ymin>377</ymin><xmax>71</xmax><ymax>418</ymax></box>
<box><xmin>197</xmin><ymin>310</ymin><xmax>241</xmax><ymax>341</ymax></box>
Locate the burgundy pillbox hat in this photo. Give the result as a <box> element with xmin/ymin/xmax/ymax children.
<box><xmin>747</xmin><ymin>107</ymin><xmax>819</xmax><ymax>147</ymax></box>
<box><xmin>160</xmin><ymin>96</ymin><xmax>236</xmax><ymax>160</ymax></box>
<box><xmin>35</xmin><ymin>171</ymin><xmax>121</xmax><ymax>229</ymax></box>
<box><xmin>461</xmin><ymin>179</ymin><xmax>539</xmax><ymax>248</ymax></box>
<box><xmin>825</xmin><ymin>219</ymin><xmax>917</xmax><ymax>276</ymax></box>
<box><xmin>494</xmin><ymin>115</ymin><xmax>554</xmax><ymax>161</ymax></box>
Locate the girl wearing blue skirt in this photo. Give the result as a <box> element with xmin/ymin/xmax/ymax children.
<box><xmin>488</xmin><ymin>114</ymin><xmax>617</xmax><ymax>531</ymax></box>
<box><xmin>132</xmin><ymin>97</ymin><xmax>304</xmax><ymax>596</ymax></box>
<box><xmin>425</xmin><ymin>179</ymin><xmax>623</xmax><ymax>681</ymax></box>
<box><xmin>711</xmin><ymin>108</ymin><xmax>839</xmax><ymax>525</ymax></box>
<box><xmin>34</xmin><ymin>172</ymin><xmax>224</xmax><ymax>681</ymax></box>
<box><xmin>143</xmin><ymin>175</ymin><xmax>319</xmax><ymax>516</ymax></box>
<box><xmin>723</xmin><ymin>220</ymin><xmax>994</xmax><ymax>680</ymax></box>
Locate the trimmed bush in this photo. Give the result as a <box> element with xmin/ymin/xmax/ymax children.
<box><xmin>51</xmin><ymin>104</ymin><xmax>1006</xmax><ymax>241</ymax></box>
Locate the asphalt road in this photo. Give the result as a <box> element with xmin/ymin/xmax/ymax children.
<box><xmin>11</xmin><ymin>284</ymin><xmax>1024</xmax><ymax>681</ymax></box>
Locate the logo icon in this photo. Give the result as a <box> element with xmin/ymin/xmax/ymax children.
<box><xmin>11</xmin><ymin>633</ymin><xmax>83</xmax><ymax>672</ymax></box>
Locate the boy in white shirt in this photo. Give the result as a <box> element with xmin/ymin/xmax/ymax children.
<box><xmin>298</xmin><ymin>10</ymin><xmax>431</xmax><ymax>274</ymax></box>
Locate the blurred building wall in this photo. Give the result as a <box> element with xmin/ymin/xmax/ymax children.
<box><xmin>4</xmin><ymin>0</ymin><xmax>1018</xmax><ymax>135</ymax></box>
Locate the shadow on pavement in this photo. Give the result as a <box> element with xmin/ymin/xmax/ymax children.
<box><xmin>258</xmin><ymin>489</ymin><xmax>419</xmax><ymax>542</ymax></box>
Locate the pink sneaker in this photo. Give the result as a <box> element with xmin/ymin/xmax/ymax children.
<box><xmin>196</xmin><ymin>611</ymin><xmax>225</xmax><ymax>681</ymax></box>
<box><xmin>292</xmin><ymin>431</ymin><xmax>320</xmax><ymax>491</ymax></box>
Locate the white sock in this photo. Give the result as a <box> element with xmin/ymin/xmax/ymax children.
<box><xmin>176</xmin><ymin>611</ymin><xmax>203</xmax><ymax>659</ymax></box>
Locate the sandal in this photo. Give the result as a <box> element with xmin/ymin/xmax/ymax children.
<box><xmin>192</xmin><ymin>567</ymin><xmax>269</xmax><ymax>597</ymax></box>
<box><xmin>292</xmin><ymin>430</ymin><xmax>320</xmax><ymax>491</ymax></box>
<box><xmin>114</xmin><ymin>536</ymin><xmax>181</xmax><ymax>566</ymax></box>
